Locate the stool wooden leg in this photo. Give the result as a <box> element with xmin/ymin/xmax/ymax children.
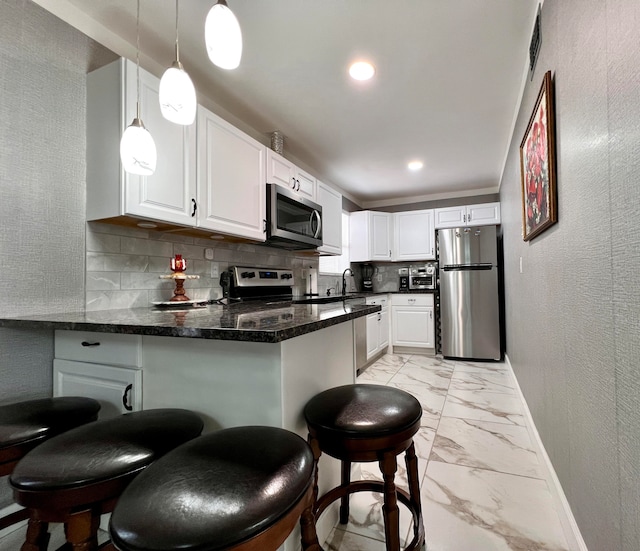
<box><xmin>379</xmin><ymin>453</ymin><xmax>400</xmax><ymax>551</ymax></box>
<box><xmin>20</xmin><ymin>518</ymin><xmax>50</xmax><ymax>551</ymax></box>
<box><xmin>404</xmin><ymin>442</ymin><xmax>423</xmax><ymax>538</ymax></box>
<box><xmin>339</xmin><ymin>460</ymin><xmax>351</xmax><ymax>524</ymax></box>
<box><xmin>300</xmin><ymin>489</ymin><xmax>322</xmax><ymax>551</ymax></box>
<box><xmin>65</xmin><ymin>509</ymin><xmax>100</xmax><ymax>551</ymax></box>
<box><xmin>307</xmin><ymin>434</ymin><xmax>322</xmax><ymax>515</ymax></box>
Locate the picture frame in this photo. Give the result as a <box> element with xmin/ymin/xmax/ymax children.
<box><xmin>519</xmin><ymin>70</ymin><xmax>557</xmax><ymax>241</ymax></box>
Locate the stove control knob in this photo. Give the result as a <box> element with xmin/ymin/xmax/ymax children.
<box><xmin>241</xmin><ymin>271</ymin><xmax>256</xmax><ymax>279</ymax></box>
<box><xmin>280</xmin><ymin>273</ymin><xmax>292</xmax><ymax>279</ymax></box>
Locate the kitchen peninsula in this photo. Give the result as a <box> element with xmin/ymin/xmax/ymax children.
<box><xmin>0</xmin><ymin>300</ymin><xmax>378</xmax><ymax>546</ymax></box>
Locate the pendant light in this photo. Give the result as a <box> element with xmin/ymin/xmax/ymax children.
<box><xmin>205</xmin><ymin>0</ymin><xmax>242</xmax><ymax>70</ymax></box>
<box><xmin>159</xmin><ymin>0</ymin><xmax>197</xmax><ymax>125</ymax></box>
<box><xmin>120</xmin><ymin>0</ymin><xmax>157</xmax><ymax>176</ymax></box>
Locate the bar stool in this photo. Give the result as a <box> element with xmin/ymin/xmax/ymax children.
<box><xmin>304</xmin><ymin>384</ymin><xmax>425</xmax><ymax>551</ymax></box>
<box><xmin>109</xmin><ymin>426</ymin><xmax>322</xmax><ymax>551</ymax></box>
<box><xmin>10</xmin><ymin>408</ymin><xmax>204</xmax><ymax>551</ymax></box>
<box><xmin>0</xmin><ymin>396</ymin><xmax>101</xmax><ymax>530</ymax></box>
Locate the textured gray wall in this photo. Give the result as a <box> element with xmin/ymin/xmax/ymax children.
<box><xmin>500</xmin><ymin>1</ymin><xmax>639</xmax><ymax>550</ymax></box>
<box><xmin>0</xmin><ymin>0</ymin><xmax>115</xmax><ymax>506</ymax></box>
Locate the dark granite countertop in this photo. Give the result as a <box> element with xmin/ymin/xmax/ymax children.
<box><xmin>0</xmin><ymin>300</ymin><xmax>380</xmax><ymax>343</ymax></box>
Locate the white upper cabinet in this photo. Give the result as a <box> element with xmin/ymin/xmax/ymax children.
<box><xmin>434</xmin><ymin>202</ymin><xmax>501</xmax><ymax>229</ymax></box>
<box><xmin>350</xmin><ymin>211</ymin><xmax>393</xmax><ymax>262</ymax></box>
<box><xmin>197</xmin><ymin>106</ymin><xmax>267</xmax><ymax>241</ymax></box>
<box><xmin>86</xmin><ymin>58</ymin><xmax>196</xmax><ymax>226</ymax></box>
<box><xmin>316</xmin><ymin>180</ymin><xmax>342</xmax><ymax>255</ymax></box>
<box><xmin>393</xmin><ymin>209</ymin><xmax>435</xmax><ymax>261</ymax></box>
<box><xmin>266</xmin><ymin>150</ymin><xmax>315</xmax><ymax>201</ymax></box>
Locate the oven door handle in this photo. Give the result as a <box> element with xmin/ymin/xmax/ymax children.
<box><xmin>311</xmin><ymin>210</ymin><xmax>322</xmax><ymax>239</ymax></box>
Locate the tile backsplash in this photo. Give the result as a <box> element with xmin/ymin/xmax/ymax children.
<box><xmin>86</xmin><ymin>222</ymin><xmax>320</xmax><ymax>310</ymax></box>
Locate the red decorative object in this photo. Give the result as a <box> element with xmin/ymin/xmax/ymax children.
<box><xmin>171</xmin><ymin>254</ymin><xmax>187</xmax><ymax>272</ymax></box>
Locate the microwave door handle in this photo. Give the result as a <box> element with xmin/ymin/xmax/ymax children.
<box><xmin>311</xmin><ymin>210</ymin><xmax>322</xmax><ymax>238</ymax></box>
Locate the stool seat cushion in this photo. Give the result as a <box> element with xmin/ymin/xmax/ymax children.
<box><xmin>10</xmin><ymin>409</ymin><xmax>203</xmax><ymax>493</ymax></box>
<box><xmin>304</xmin><ymin>384</ymin><xmax>422</xmax><ymax>439</ymax></box>
<box><xmin>0</xmin><ymin>397</ymin><xmax>100</xmax><ymax>450</ymax></box>
<box><xmin>109</xmin><ymin>426</ymin><xmax>314</xmax><ymax>551</ymax></box>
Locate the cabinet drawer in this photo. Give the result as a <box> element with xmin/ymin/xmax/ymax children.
<box><xmin>55</xmin><ymin>330</ymin><xmax>142</xmax><ymax>367</ymax></box>
<box><xmin>392</xmin><ymin>294</ymin><xmax>433</xmax><ymax>307</ymax></box>
<box><xmin>366</xmin><ymin>295</ymin><xmax>388</xmax><ymax>307</ymax></box>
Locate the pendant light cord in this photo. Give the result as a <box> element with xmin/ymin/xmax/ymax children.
<box><xmin>136</xmin><ymin>0</ymin><xmax>141</xmax><ymax>119</ymax></box>
<box><xmin>175</xmin><ymin>0</ymin><xmax>180</xmax><ymax>63</ymax></box>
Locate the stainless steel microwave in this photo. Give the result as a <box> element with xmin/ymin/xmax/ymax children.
<box><xmin>266</xmin><ymin>184</ymin><xmax>323</xmax><ymax>250</ymax></box>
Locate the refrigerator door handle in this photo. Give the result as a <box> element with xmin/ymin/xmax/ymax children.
<box><xmin>443</xmin><ymin>264</ymin><xmax>493</xmax><ymax>271</ymax></box>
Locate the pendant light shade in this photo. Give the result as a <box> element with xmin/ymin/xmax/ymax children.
<box><xmin>159</xmin><ymin>63</ymin><xmax>197</xmax><ymax>124</ymax></box>
<box><xmin>205</xmin><ymin>0</ymin><xmax>242</xmax><ymax>70</ymax></box>
<box><xmin>121</xmin><ymin>0</ymin><xmax>157</xmax><ymax>175</ymax></box>
<box><xmin>159</xmin><ymin>1</ymin><xmax>197</xmax><ymax>125</ymax></box>
<box><xmin>120</xmin><ymin>118</ymin><xmax>157</xmax><ymax>175</ymax></box>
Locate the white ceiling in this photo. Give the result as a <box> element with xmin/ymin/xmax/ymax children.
<box><xmin>35</xmin><ymin>0</ymin><xmax>539</xmax><ymax>207</ymax></box>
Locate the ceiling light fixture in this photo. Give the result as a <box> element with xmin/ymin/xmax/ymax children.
<box><xmin>408</xmin><ymin>161</ymin><xmax>424</xmax><ymax>171</ymax></box>
<box><xmin>120</xmin><ymin>0</ymin><xmax>157</xmax><ymax>176</ymax></box>
<box><xmin>159</xmin><ymin>0</ymin><xmax>197</xmax><ymax>125</ymax></box>
<box><xmin>349</xmin><ymin>61</ymin><xmax>375</xmax><ymax>81</ymax></box>
<box><xmin>205</xmin><ymin>0</ymin><xmax>243</xmax><ymax>70</ymax></box>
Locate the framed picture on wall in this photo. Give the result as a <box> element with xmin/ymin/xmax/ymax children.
<box><xmin>519</xmin><ymin>70</ymin><xmax>557</xmax><ymax>241</ymax></box>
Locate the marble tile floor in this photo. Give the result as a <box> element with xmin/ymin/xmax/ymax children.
<box><xmin>324</xmin><ymin>353</ymin><xmax>571</xmax><ymax>551</ymax></box>
<box><xmin>0</xmin><ymin>354</ymin><xmax>570</xmax><ymax>551</ymax></box>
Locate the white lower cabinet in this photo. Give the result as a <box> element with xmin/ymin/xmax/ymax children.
<box><xmin>53</xmin><ymin>331</ymin><xmax>142</xmax><ymax>419</ymax></box>
<box><xmin>366</xmin><ymin>296</ymin><xmax>389</xmax><ymax>359</ymax></box>
<box><xmin>391</xmin><ymin>294</ymin><xmax>435</xmax><ymax>349</ymax></box>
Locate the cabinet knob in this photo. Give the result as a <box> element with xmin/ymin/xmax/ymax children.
<box><xmin>191</xmin><ymin>198</ymin><xmax>197</xmax><ymax>217</ymax></box>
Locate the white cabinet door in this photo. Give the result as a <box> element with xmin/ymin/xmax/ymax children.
<box><xmin>87</xmin><ymin>58</ymin><xmax>197</xmax><ymax>225</ymax></box>
<box><xmin>379</xmin><ymin>307</ymin><xmax>390</xmax><ymax>350</ymax></box>
<box><xmin>467</xmin><ymin>202</ymin><xmax>501</xmax><ymax>225</ymax></box>
<box><xmin>295</xmin><ymin>167</ymin><xmax>316</xmax><ymax>201</ymax></box>
<box><xmin>316</xmin><ymin>181</ymin><xmax>342</xmax><ymax>255</ymax></box>
<box><xmin>53</xmin><ymin>359</ymin><xmax>142</xmax><ymax>419</ymax></box>
<box><xmin>197</xmin><ymin>107</ymin><xmax>266</xmax><ymax>241</ymax></box>
<box><xmin>434</xmin><ymin>206</ymin><xmax>466</xmax><ymax>229</ymax></box>
<box><xmin>371</xmin><ymin>212</ymin><xmax>393</xmax><ymax>261</ymax></box>
<box><xmin>366</xmin><ymin>313</ymin><xmax>379</xmax><ymax>359</ymax></box>
<box><xmin>266</xmin><ymin>149</ymin><xmax>297</xmax><ymax>191</ymax></box>
<box><xmin>391</xmin><ymin>306</ymin><xmax>434</xmax><ymax>348</ymax></box>
<box><xmin>393</xmin><ymin>210</ymin><xmax>435</xmax><ymax>261</ymax></box>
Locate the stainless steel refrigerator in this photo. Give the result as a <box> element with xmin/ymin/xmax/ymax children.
<box><xmin>438</xmin><ymin>225</ymin><xmax>502</xmax><ymax>360</ymax></box>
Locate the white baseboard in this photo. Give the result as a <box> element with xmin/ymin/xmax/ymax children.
<box><xmin>0</xmin><ymin>502</ymin><xmax>27</xmax><ymax>539</ymax></box>
<box><xmin>504</xmin><ymin>354</ymin><xmax>589</xmax><ymax>551</ymax></box>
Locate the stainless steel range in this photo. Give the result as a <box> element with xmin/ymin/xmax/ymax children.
<box><xmin>221</xmin><ymin>266</ymin><xmax>295</xmax><ymax>302</ymax></box>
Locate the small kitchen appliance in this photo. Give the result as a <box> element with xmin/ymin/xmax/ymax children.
<box><xmin>408</xmin><ymin>262</ymin><xmax>437</xmax><ymax>290</ymax></box>
<box><xmin>398</xmin><ymin>267</ymin><xmax>409</xmax><ymax>291</ymax></box>
<box><xmin>362</xmin><ymin>263</ymin><xmax>374</xmax><ymax>291</ymax></box>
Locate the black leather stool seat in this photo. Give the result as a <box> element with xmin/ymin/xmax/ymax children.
<box><xmin>304</xmin><ymin>384</ymin><xmax>422</xmax><ymax>440</ymax></box>
<box><xmin>110</xmin><ymin>426</ymin><xmax>321</xmax><ymax>551</ymax></box>
<box><xmin>0</xmin><ymin>397</ymin><xmax>101</xmax><ymax>531</ymax></box>
<box><xmin>10</xmin><ymin>409</ymin><xmax>204</xmax><ymax>551</ymax></box>
<box><xmin>0</xmin><ymin>397</ymin><xmax>100</xmax><ymax>454</ymax></box>
<box><xmin>304</xmin><ymin>384</ymin><xmax>425</xmax><ymax>551</ymax></box>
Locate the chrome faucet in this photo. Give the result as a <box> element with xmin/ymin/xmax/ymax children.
<box><xmin>342</xmin><ymin>268</ymin><xmax>354</xmax><ymax>295</ymax></box>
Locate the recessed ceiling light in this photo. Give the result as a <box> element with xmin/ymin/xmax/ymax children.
<box><xmin>349</xmin><ymin>61</ymin><xmax>375</xmax><ymax>81</ymax></box>
<box><xmin>408</xmin><ymin>161</ymin><xmax>424</xmax><ymax>171</ymax></box>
